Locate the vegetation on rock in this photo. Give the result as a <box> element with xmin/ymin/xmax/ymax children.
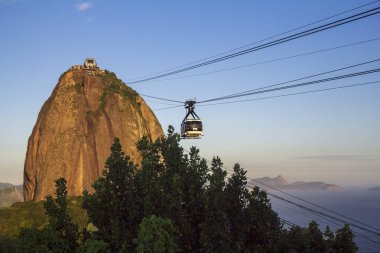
<box><xmin>98</xmin><ymin>70</ymin><xmax>139</xmax><ymax>111</ymax></box>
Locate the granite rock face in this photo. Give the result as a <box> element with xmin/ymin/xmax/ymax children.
<box><xmin>24</xmin><ymin>69</ymin><xmax>163</xmax><ymax>201</ymax></box>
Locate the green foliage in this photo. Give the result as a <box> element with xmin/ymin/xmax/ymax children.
<box><xmin>282</xmin><ymin>222</ymin><xmax>358</xmax><ymax>253</ymax></box>
<box><xmin>86</xmin><ymin>110</ymin><xmax>95</xmax><ymax>118</ymax></box>
<box><xmin>305</xmin><ymin>221</ymin><xmax>326</xmax><ymax>252</ymax></box>
<box><xmin>75</xmin><ymin>83</ymin><xmax>84</xmax><ymax>94</ymax></box>
<box><xmin>324</xmin><ymin>226</ymin><xmax>335</xmax><ymax>253</ymax></box>
<box><xmin>0</xmin><ymin>236</ymin><xmax>18</xmax><ymax>252</ymax></box>
<box><xmin>135</xmin><ymin>215</ymin><xmax>177</xmax><ymax>253</ymax></box>
<box><xmin>43</xmin><ymin>178</ymin><xmax>80</xmax><ymax>251</ymax></box>
<box><xmin>0</xmin><ymin>197</ymin><xmax>87</xmax><ymax>239</ymax></box>
<box><xmin>17</xmin><ymin>227</ymin><xmax>69</xmax><ymax>253</ymax></box>
<box><xmin>77</xmin><ymin>239</ymin><xmax>110</xmax><ymax>253</ymax></box>
<box><xmin>83</xmin><ymin>138</ymin><xmax>137</xmax><ymax>251</ymax></box>
<box><xmin>333</xmin><ymin>224</ymin><xmax>358</xmax><ymax>253</ymax></box>
<box><xmin>200</xmin><ymin>157</ymin><xmax>232</xmax><ymax>252</ymax></box>
<box><xmin>15</xmin><ymin>178</ymin><xmax>81</xmax><ymax>253</ymax></box>
<box><xmin>98</xmin><ymin>70</ymin><xmax>140</xmax><ymax>112</ymax></box>
<box><xmin>287</xmin><ymin>226</ymin><xmax>308</xmax><ymax>252</ymax></box>
<box><xmin>0</xmin><ymin>200</ymin><xmax>47</xmax><ymax>237</ymax></box>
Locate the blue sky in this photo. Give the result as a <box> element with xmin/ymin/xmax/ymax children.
<box><xmin>0</xmin><ymin>0</ymin><xmax>379</xmax><ymax>186</ymax></box>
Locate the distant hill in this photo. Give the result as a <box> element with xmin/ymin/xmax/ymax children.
<box><xmin>0</xmin><ymin>183</ymin><xmax>15</xmax><ymax>190</ymax></box>
<box><xmin>252</xmin><ymin>175</ymin><xmax>341</xmax><ymax>191</ymax></box>
<box><xmin>0</xmin><ymin>183</ymin><xmax>23</xmax><ymax>208</ymax></box>
<box><xmin>369</xmin><ymin>186</ymin><xmax>380</xmax><ymax>192</ymax></box>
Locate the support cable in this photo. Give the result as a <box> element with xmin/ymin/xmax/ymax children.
<box><xmin>187</xmin><ymin>151</ymin><xmax>380</xmax><ymax>237</ymax></box>
<box><xmin>198</xmin><ymin>58</ymin><xmax>380</xmax><ymax>103</ymax></box>
<box><xmin>138</xmin><ymin>93</ymin><xmax>183</xmax><ymax>104</ymax></box>
<box><xmin>197</xmin><ymin>81</ymin><xmax>380</xmax><ymax>107</ymax></box>
<box><xmin>127</xmin><ymin>0</ymin><xmax>380</xmax><ymax>82</ymax></box>
<box><xmin>197</xmin><ymin>68</ymin><xmax>380</xmax><ymax>103</ymax></box>
<box><xmin>132</xmin><ymin>37</ymin><xmax>380</xmax><ymax>84</ymax></box>
<box><xmin>128</xmin><ymin>7</ymin><xmax>380</xmax><ymax>84</ymax></box>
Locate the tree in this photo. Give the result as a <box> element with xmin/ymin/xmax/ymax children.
<box><xmin>200</xmin><ymin>157</ymin><xmax>232</xmax><ymax>253</ymax></box>
<box><xmin>17</xmin><ymin>178</ymin><xmax>79</xmax><ymax>253</ymax></box>
<box><xmin>44</xmin><ymin>178</ymin><xmax>79</xmax><ymax>251</ymax></box>
<box><xmin>287</xmin><ymin>226</ymin><xmax>308</xmax><ymax>253</ymax></box>
<box><xmin>17</xmin><ymin>228</ymin><xmax>67</xmax><ymax>253</ymax></box>
<box><xmin>224</xmin><ymin>163</ymin><xmax>249</xmax><ymax>251</ymax></box>
<box><xmin>243</xmin><ymin>186</ymin><xmax>283</xmax><ymax>252</ymax></box>
<box><xmin>82</xmin><ymin>138</ymin><xmax>137</xmax><ymax>251</ymax></box>
<box><xmin>178</xmin><ymin>146</ymin><xmax>208</xmax><ymax>251</ymax></box>
<box><xmin>324</xmin><ymin>226</ymin><xmax>335</xmax><ymax>253</ymax></box>
<box><xmin>135</xmin><ymin>215</ymin><xmax>177</xmax><ymax>253</ymax></box>
<box><xmin>77</xmin><ymin>239</ymin><xmax>110</xmax><ymax>253</ymax></box>
<box><xmin>333</xmin><ymin>224</ymin><xmax>358</xmax><ymax>253</ymax></box>
<box><xmin>135</xmin><ymin>136</ymin><xmax>164</xmax><ymax>219</ymax></box>
<box><xmin>305</xmin><ymin>221</ymin><xmax>326</xmax><ymax>253</ymax></box>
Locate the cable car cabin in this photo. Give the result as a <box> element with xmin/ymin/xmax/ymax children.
<box><xmin>181</xmin><ymin>100</ymin><xmax>203</xmax><ymax>139</ymax></box>
<box><xmin>181</xmin><ymin>119</ymin><xmax>203</xmax><ymax>138</ymax></box>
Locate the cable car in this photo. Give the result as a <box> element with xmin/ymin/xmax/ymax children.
<box><xmin>181</xmin><ymin>100</ymin><xmax>203</xmax><ymax>139</ymax></box>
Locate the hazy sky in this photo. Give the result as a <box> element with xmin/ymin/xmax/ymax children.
<box><xmin>0</xmin><ymin>0</ymin><xmax>379</xmax><ymax>186</ymax></box>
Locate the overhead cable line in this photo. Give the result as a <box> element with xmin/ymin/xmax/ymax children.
<box><xmin>196</xmin><ymin>81</ymin><xmax>380</xmax><ymax>107</ymax></box>
<box><xmin>154</xmin><ymin>81</ymin><xmax>380</xmax><ymax>111</ymax></box>
<box><xmin>279</xmin><ymin>217</ymin><xmax>298</xmax><ymax>228</ymax></box>
<box><xmin>198</xmin><ymin>68</ymin><xmax>380</xmax><ymax>103</ymax></box>
<box><xmin>147</xmin><ymin>65</ymin><xmax>380</xmax><ymax>111</ymax></box>
<box><xmin>128</xmin><ymin>7</ymin><xmax>380</xmax><ymax>84</ymax></box>
<box><xmin>138</xmin><ymin>93</ymin><xmax>183</xmax><ymax>104</ymax></box>
<box><xmin>223</xmin><ymin>169</ymin><xmax>380</xmax><ymax>247</ymax></box>
<box><xmin>198</xmin><ymin>58</ymin><xmax>380</xmax><ymax>103</ymax></box>
<box><xmin>153</xmin><ymin>105</ymin><xmax>183</xmax><ymax>111</ymax></box>
<box><xmin>127</xmin><ymin>0</ymin><xmax>380</xmax><ymax>82</ymax></box>
<box><xmin>182</xmin><ymin>150</ymin><xmax>380</xmax><ymax>247</ymax></box>
<box><xmin>234</xmin><ymin>171</ymin><xmax>380</xmax><ymax>241</ymax></box>
<box><xmin>245</xmin><ymin>182</ymin><xmax>380</xmax><ymax>247</ymax></box>
<box><xmin>187</xmin><ymin>149</ymin><xmax>380</xmax><ymax>237</ymax></box>
<box><xmin>244</xmin><ymin>176</ymin><xmax>380</xmax><ymax>237</ymax></box>
<box><xmin>245</xmin><ymin>184</ymin><xmax>380</xmax><ymax>247</ymax></box>
<box><xmin>132</xmin><ymin>37</ymin><xmax>380</xmax><ymax>84</ymax></box>
<box><xmin>262</xmin><ymin>190</ymin><xmax>380</xmax><ymax>238</ymax></box>
<box><xmin>247</xmin><ymin>178</ymin><xmax>380</xmax><ymax>234</ymax></box>
<box><xmin>145</xmin><ymin>100</ymin><xmax>180</xmax><ymax>106</ymax></box>
<box><xmin>196</xmin><ymin>154</ymin><xmax>380</xmax><ymax>246</ymax></box>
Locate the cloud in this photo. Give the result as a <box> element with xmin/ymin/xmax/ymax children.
<box><xmin>294</xmin><ymin>155</ymin><xmax>380</xmax><ymax>161</ymax></box>
<box><xmin>75</xmin><ymin>2</ymin><xmax>93</xmax><ymax>11</ymax></box>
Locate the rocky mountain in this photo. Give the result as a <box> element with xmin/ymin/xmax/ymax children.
<box><xmin>252</xmin><ymin>175</ymin><xmax>341</xmax><ymax>191</ymax></box>
<box><xmin>24</xmin><ymin>61</ymin><xmax>163</xmax><ymax>201</ymax></box>
<box><xmin>253</xmin><ymin>175</ymin><xmax>289</xmax><ymax>188</ymax></box>
<box><xmin>0</xmin><ymin>182</ymin><xmax>14</xmax><ymax>190</ymax></box>
<box><xmin>0</xmin><ymin>185</ymin><xmax>23</xmax><ymax>208</ymax></box>
<box><xmin>369</xmin><ymin>186</ymin><xmax>380</xmax><ymax>192</ymax></box>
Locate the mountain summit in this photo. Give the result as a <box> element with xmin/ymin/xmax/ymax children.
<box><xmin>24</xmin><ymin>59</ymin><xmax>163</xmax><ymax>201</ymax></box>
